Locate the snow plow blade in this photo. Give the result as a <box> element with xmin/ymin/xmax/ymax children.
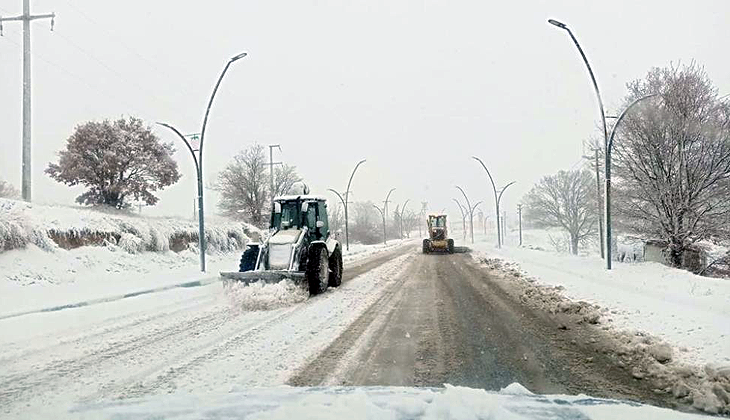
<box><xmin>220</xmin><ymin>271</ymin><xmax>306</xmax><ymax>285</ymax></box>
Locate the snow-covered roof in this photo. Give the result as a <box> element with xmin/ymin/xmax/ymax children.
<box><xmin>428</xmin><ymin>213</ymin><xmax>447</xmax><ymax>217</ymax></box>
<box><xmin>273</xmin><ymin>195</ymin><xmax>328</xmax><ymax>202</ymax></box>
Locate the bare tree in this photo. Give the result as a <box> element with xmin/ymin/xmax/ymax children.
<box><xmin>271</xmin><ymin>164</ymin><xmax>302</xmax><ymax>199</ymax></box>
<box><xmin>216</xmin><ymin>144</ymin><xmax>268</xmax><ymax>227</ymax></box>
<box><xmin>0</xmin><ymin>179</ymin><xmax>20</xmax><ymax>199</ymax></box>
<box><xmin>612</xmin><ymin>64</ymin><xmax>730</xmax><ymax>266</ymax></box>
<box><xmin>524</xmin><ymin>169</ymin><xmax>597</xmax><ymax>255</ymax></box>
<box><xmin>350</xmin><ymin>201</ymin><xmax>381</xmax><ymax>245</ymax></box>
<box><xmin>328</xmin><ymin>201</ymin><xmax>345</xmax><ymax>236</ymax></box>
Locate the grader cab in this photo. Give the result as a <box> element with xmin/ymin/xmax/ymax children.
<box><xmin>422</xmin><ymin>214</ymin><xmax>454</xmax><ymax>254</ymax></box>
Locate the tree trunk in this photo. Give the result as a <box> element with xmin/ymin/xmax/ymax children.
<box><xmin>668</xmin><ymin>238</ymin><xmax>684</xmax><ymax>267</ymax></box>
<box><xmin>570</xmin><ymin>233</ymin><xmax>579</xmax><ymax>255</ymax></box>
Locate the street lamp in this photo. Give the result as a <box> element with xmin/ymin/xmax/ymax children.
<box><xmin>456</xmin><ymin>186</ymin><xmax>478</xmax><ymax>244</ymax></box>
<box><xmin>452</xmin><ymin>198</ymin><xmax>467</xmax><ymax>242</ymax></box>
<box><xmin>472</xmin><ymin>156</ymin><xmax>515</xmax><ymax>248</ymax></box>
<box><xmin>605</xmin><ymin>93</ymin><xmax>659</xmax><ymax>269</ymax></box>
<box><xmin>330</xmin><ymin>159</ymin><xmax>365</xmax><ymax>251</ymax></box>
<box><xmin>548</xmin><ymin>18</ymin><xmax>609</xmax><ymax>164</ymax></box>
<box><xmin>373</xmin><ymin>204</ymin><xmax>386</xmax><ymax>245</ymax></box>
<box><xmin>382</xmin><ymin>188</ymin><xmax>396</xmax><ymax>240</ymax></box>
<box><xmin>399</xmin><ymin>199</ymin><xmax>410</xmax><ymax>239</ymax></box>
<box><xmin>158</xmin><ymin>51</ymin><xmax>247</xmax><ymax>272</ymax></box>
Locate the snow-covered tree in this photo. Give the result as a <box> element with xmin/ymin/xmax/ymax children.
<box><xmin>524</xmin><ymin>169</ymin><xmax>597</xmax><ymax>255</ymax></box>
<box><xmin>0</xmin><ymin>179</ymin><xmax>19</xmax><ymax>199</ymax></box>
<box><xmin>217</xmin><ymin>144</ymin><xmax>269</xmax><ymax>227</ymax></box>
<box><xmin>46</xmin><ymin>117</ymin><xmax>180</xmax><ymax>209</ymax></box>
<box><xmin>612</xmin><ymin>64</ymin><xmax>730</xmax><ymax>266</ymax></box>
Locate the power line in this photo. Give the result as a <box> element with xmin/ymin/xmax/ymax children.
<box><xmin>61</xmin><ymin>0</ymin><xmax>186</xmax><ymax>87</ymax></box>
<box><xmin>48</xmin><ymin>27</ymin><xmax>188</xmax><ymax>116</ymax></box>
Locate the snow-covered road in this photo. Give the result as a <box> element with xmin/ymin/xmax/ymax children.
<box><xmin>0</xmin><ymin>244</ymin><xmax>415</xmax><ymax>419</ymax></box>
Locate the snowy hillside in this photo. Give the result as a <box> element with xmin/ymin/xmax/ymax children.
<box><xmin>0</xmin><ymin>198</ymin><xmax>260</xmax><ymax>255</ymax></box>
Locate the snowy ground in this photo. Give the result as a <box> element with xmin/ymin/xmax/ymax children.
<box><xmin>0</xmin><ymin>247</ymin><xmax>415</xmax><ymax>419</ymax></box>
<box><xmin>74</xmin><ymin>384</ymin><xmax>708</xmax><ymax>420</ymax></box>
<box><xmin>0</xmin><ymin>238</ymin><xmax>415</xmax><ymax>320</ymax></box>
<box><xmin>470</xmin><ymin>233</ymin><xmax>730</xmax><ymax>369</ymax></box>
<box><xmin>467</xmin><ymin>230</ymin><xmax>730</xmax><ymax>414</ymax></box>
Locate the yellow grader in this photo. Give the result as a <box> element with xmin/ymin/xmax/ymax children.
<box><xmin>422</xmin><ymin>214</ymin><xmax>454</xmax><ymax>254</ymax></box>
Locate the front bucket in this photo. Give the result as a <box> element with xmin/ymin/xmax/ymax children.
<box><xmin>220</xmin><ymin>270</ymin><xmax>306</xmax><ymax>285</ymax></box>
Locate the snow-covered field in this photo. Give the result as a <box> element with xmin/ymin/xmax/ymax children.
<box><xmin>74</xmin><ymin>383</ymin><xmax>708</xmax><ymax>420</ymax></box>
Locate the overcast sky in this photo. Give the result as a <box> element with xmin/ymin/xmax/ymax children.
<box><xmin>1</xmin><ymin>0</ymin><xmax>729</xmax><ymax>224</ymax></box>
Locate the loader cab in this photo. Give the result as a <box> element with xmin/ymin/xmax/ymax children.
<box><xmin>271</xmin><ymin>196</ymin><xmax>329</xmax><ymax>240</ymax></box>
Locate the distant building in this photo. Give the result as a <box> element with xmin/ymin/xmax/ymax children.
<box><xmin>643</xmin><ymin>239</ymin><xmax>708</xmax><ymax>273</ymax></box>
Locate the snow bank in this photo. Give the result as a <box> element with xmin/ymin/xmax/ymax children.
<box><xmin>73</xmin><ymin>385</ymin><xmax>707</xmax><ymax>420</ymax></box>
<box><xmin>0</xmin><ymin>198</ymin><xmax>260</xmax><ymax>255</ymax></box>
<box><xmin>471</xmin><ymin>237</ymin><xmax>730</xmax><ymax>414</ymax></box>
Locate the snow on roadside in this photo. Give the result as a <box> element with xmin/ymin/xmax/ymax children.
<box><xmin>472</xmin><ymin>242</ymin><xmax>730</xmax><ymax>368</ymax></box>
<box><xmin>342</xmin><ymin>239</ymin><xmax>416</xmax><ymax>264</ymax></box>
<box><xmin>470</xmin><ymin>238</ymin><xmax>730</xmax><ymax>415</ymax></box>
<box><xmin>74</xmin><ymin>384</ymin><xmax>708</xmax><ymax>420</ymax></box>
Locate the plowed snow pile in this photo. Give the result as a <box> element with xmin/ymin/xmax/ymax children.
<box><xmin>471</xmin><ymin>238</ymin><xmax>730</xmax><ymax>415</ymax></box>
<box><xmin>223</xmin><ymin>280</ymin><xmax>309</xmax><ymax>311</ymax></box>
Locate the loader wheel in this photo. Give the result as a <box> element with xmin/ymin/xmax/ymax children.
<box><xmin>447</xmin><ymin>239</ymin><xmax>455</xmax><ymax>254</ymax></box>
<box><xmin>238</xmin><ymin>245</ymin><xmax>258</xmax><ymax>272</ymax></box>
<box><xmin>422</xmin><ymin>239</ymin><xmax>431</xmax><ymax>254</ymax></box>
<box><xmin>306</xmin><ymin>244</ymin><xmax>329</xmax><ymax>295</ymax></box>
<box><xmin>328</xmin><ymin>246</ymin><xmax>343</xmax><ymax>287</ymax></box>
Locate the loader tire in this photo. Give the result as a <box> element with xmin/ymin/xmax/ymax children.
<box><xmin>306</xmin><ymin>243</ymin><xmax>329</xmax><ymax>295</ymax></box>
<box><xmin>238</xmin><ymin>245</ymin><xmax>258</xmax><ymax>272</ymax></box>
<box><xmin>447</xmin><ymin>239</ymin><xmax>455</xmax><ymax>254</ymax></box>
<box><xmin>422</xmin><ymin>239</ymin><xmax>430</xmax><ymax>254</ymax></box>
<box><xmin>328</xmin><ymin>246</ymin><xmax>343</xmax><ymax>287</ymax></box>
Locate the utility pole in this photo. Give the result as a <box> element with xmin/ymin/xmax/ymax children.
<box><xmin>268</xmin><ymin>144</ymin><xmax>282</xmax><ymax>205</ymax></box>
<box><xmin>517</xmin><ymin>204</ymin><xmax>523</xmax><ymax>246</ymax></box>
<box><xmin>583</xmin><ymin>145</ymin><xmax>605</xmax><ymax>259</ymax></box>
<box><xmin>1</xmin><ymin>0</ymin><xmax>55</xmax><ymax>202</ymax></box>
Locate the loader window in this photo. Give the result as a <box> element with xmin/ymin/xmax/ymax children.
<box><xmin>277</xmin><ymin>202</ymin><xmax>300</xmax><ymax>230</ymax></box>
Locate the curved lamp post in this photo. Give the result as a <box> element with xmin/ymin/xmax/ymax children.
<box><xmin>383</xmin><ymin>188</ymin><xmax>396</xmax><ymax>240</ymax></box>
<box><xmin>158</xmin><ymin>51</ymin><xmax>247</xmax><ymax>272</ymax></box>
<box><xmin>472</xmin><ymin>156</ymin><xmax>515</xmax><ymax>248</ymax></box>
<box><xmin>327</xmin><ymin>188</ymin><xmax>347</xmax><ymax>242</ymax></box>
<box><xmin>330</xmin><ymin>159</ymin><xmax>366</xmax><ymax>251</ymax></box>
<box><xmin>605</xmin><ymin>93</ymin><xmax>659</xmax><ymax>269</ymax></box>
<box><xmin>548</xmin><ymin>18</ymin><xmax>608</xmax><ymax>164</ymax></box>
<box><xmin>455</xmin><ymin>186</ymin><xmax>475</xmax><ymax>244</ymax></box>
<box><xmin>452</xmin><ymin>198</ymin><xmax>467</xmax><ymax>242</ymax></box>
<box><xmin>373</xmin><ymin>204</ymin><xmax>386</xmax><ymax>245</ymax></box>
<box><xmin>549</xmin><ymin>18</ymin><xmax>610</xmax><ymax>260</ymax></box>
<box><xmin>399</xmin><ymin>199</ymin><xmax>410</xmax><ymax>239</ymax></box>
